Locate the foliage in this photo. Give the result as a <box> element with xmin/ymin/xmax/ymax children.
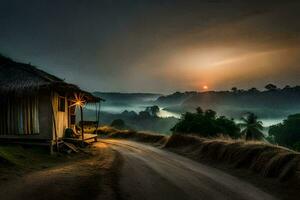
<box><xmin>293</xmin><ymin>142</ymin><xmax>300</xmax><ymax>152</ymax></box>
<box><xmin>269</xmin><ymin>114</ymin><xmax>300</xmax><ymax>150</ymax></box>
<box><xmin>265</xmin><ymin>135</ymin><xmax>276</xmax><ymax>144</ymax></box>
<box><xmin>111</xmin><ymin>119</ymin><xmax>126</xmax><ymax>129</ymax></box>
<box><xmin>145</xmin><ymin>105</ymin><xmax>160</xmax><ymax>117</ymax></box>
<box><xmin>171</xmin><ymin>107</ymin><xmax>240</xmax><ymax>138</ymax></box>
<box><xmin>265</xmin><ymin>83</ymin><xmax>278</xmax><ymax>91</ymax></box>
<box><xmin>138</xmin><ymin>111</ymin><xmax>151</xmax><ymax>119</ymax></box>
<box><xmin>231</xmin><ymin>87</ymin><xmax>238</xmax><ymax>93</ymax></box>
<box><xmin>239</xmin><ymin>113</ymin><xmax>264</xmax><ymax>141</ymax></box>
<box><xmin>248</xmin><ymin>87</ymin><xmax>259</xmax><ymax>93</ymax></box>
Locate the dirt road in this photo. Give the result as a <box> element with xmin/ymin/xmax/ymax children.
<box><xmin>0</xmin><ymin>140</ymin><xmax>277</xmax><ymax>200</ymax></box>
<box><xmin>103</xmin><ymin>139</ymin><xmax>277</xmax><ymax>200</ymax></box>
<box><xmin>0</xmin><ymin>142</ymin><xmax>121</xmax><ymax>200</ymax></box>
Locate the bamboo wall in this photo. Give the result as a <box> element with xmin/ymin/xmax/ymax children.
<box><xmin>0</xmin><ymin>92</ymin><xmax>53</xmax><ymax>140</ymax></box>
<box><xmin>0</xmin><ymin>95</ymin><xmax>39</xmax><ymax>135</ymax></box>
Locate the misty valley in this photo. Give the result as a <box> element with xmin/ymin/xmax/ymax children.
<box><xmin>82</xmin><ymin>85</ymin><xmax>300</xmax><ymax>136</ymax></box>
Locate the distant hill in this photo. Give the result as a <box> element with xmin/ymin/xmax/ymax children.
<box><xmin>93</xmin><ymin>92</ymin><xmax>162</xmax><ymax>105</ymax></box>
<box><xmin>155</xmin><ymin>91</ymin><xmax>197</xmax><ymax>106</ymax></box>
<box><xmin>155</xmin><ymin>86</ymin><xmax>300</xmax><ymax>118</ymax></box>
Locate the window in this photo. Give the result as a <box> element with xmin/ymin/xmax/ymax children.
<box><xmin>58</xmin><ymin>96</ymin><xmax>65</xmax><ymax>112</ymax></box>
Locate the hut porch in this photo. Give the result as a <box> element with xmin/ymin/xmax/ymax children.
<box><xmin>0</xmin><ymin>54</ymin><xmax>104</xmax><ymax>153</ymax></box>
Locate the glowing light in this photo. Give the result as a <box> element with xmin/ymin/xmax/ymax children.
<box><xmin>203</xmin><ymin>85</ymin><xmax>208</xmax><ymax>90</ymax></box>
<box><xmin>75</xmin><ymin>101</ymin><xmax>82</xmax><ymax>106</ymax></box>
<box><xmin>70</xmin><ymin>93</ymin><xmax>86</xmax><ymax>107</ymax></box>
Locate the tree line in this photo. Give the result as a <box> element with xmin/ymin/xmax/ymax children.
<box><xmin>171</xmin><ymin>107</ymin><xmax>300</xmax><ymax>151</ymax></box>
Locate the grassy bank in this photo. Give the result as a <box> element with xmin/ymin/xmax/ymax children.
<box><xmin>97</xmin><ymin>126</ymin><xmax>167</xmax><ymax>145</ymax></box>
<box><xmin>0</xmin><ymin>142</ymin><xmax>123</xmax><ymax>200</ymax></box>
<box><xmin>0</xmin><ymin>144</ymin><xmax>89</xmax><ymax>183</ymax></box>
<box><xmin>0</xmin><ymin>145</ymin><xmax>62</xmax><ymax>168</ymax></box>
<box><xmin>97</xmin><ymin>126</ymin><xmax>300</xmax><ymax>182</ymax></box>
<box><xmin>165</xmin><ymin>134</ymin><xmax>300</xmax><ymax>182</ymax></box>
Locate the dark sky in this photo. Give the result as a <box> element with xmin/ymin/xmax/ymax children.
<box><xmin>1</xmin><ymin>0</ymin><xmax>300</xmax><ymax>93</ymax></box>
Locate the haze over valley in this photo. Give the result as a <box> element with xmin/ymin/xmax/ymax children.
<box><xmin>81</xmin><ymin>85</ymin><xmax>300</xmax><ymax>134</ymax></box>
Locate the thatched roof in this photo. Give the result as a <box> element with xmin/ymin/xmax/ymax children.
<box><xmin>0</xmin><ymin>55</ymin><xmax>101</xmax><ymax>102</ymax></box>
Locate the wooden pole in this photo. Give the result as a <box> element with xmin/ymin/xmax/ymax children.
<box><xmin>80</xmin><ymin>105</ymin><xmax>84</xmax><ymax>146</ymax></box>
<box><xmin>50</xmin><ymin>94</ymin><xmax>59</xmax><ymax>153</ymax></box>
<box><xmin>94</xmin><ymin>101</ymin><xmax>101</xmax><ymax>133</ymax></box>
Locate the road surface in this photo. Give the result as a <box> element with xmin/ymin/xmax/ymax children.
<box><xmin>103</xmin><ymin>139</ymin><xmax>277</xmax><ymax>200</ymax></box>
<box><xmin>0</xmin><ymin>139</ymin><xmax>277</xmax><ymax>200</ymax></box>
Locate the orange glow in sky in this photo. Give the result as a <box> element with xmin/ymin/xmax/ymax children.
<box><xmin>203</xmin><ymin>85</ymin><xmax>208</xmax><ymax>90</ymax></box>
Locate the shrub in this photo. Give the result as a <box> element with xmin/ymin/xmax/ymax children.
<box><xmin>111</xmin><ymin>119</ymin><xmax>126</xmax><ymax>129</ymax></box>
<box><xmin>171</xmin><ymin>107</ymin><xmax>240</xmax><ymax>138</ymax></box>
<box><xmin>269</xmin><ymin>114</ymin><xmax>300</xmax><ymax>151</ymax></box>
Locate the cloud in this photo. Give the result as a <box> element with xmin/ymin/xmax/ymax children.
<box><xmin>0</xmin><ymin>0</ymin><xmax>300</xmax><ymax>92</ymax></box>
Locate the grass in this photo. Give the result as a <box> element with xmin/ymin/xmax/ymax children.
<box><xmin>98</xmin><ymin>126</ymin><xmax>300</xmax><ymax>182</ymax></box>
<box><xmin>97</xmin><ymin>126</ymin><xmax>167</xmax><ymax>145</ymax></box>
<box><xmin>0</xmin><ymin>144</ymin><xmax>78</xmax><ymax>171</ymax></box>
<box><xmin>165</xmin><ymin>134</ymin><xmax>300</xmax><ymax>181</ymax></box>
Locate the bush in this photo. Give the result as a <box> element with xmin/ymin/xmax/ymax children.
<box><xmin>269</xmin><ymin>114</ymin><xmax>300</xmax><ymax>151</ymax></box>
<box><xmin>293</xmin><ymin>142</ymin><xmax>300</xmax><ymax>152</ymax></box>
<box><xmin>171</xmin><ymin>107</ymin><xmax>240</xmax><ymax>138</ymax></box>
<box><xmin>111</xmin><ymin>119</ymin><xmax>126</xmax><ymax>129</ymax></box>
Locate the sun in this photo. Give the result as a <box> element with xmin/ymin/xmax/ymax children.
<box><xmin>203</xmin><ymin>85</ymin><xmax>208</xmax><ymax>90</ymax></box>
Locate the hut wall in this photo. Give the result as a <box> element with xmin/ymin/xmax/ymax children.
<box><xmin>52</xmin><ymin>92</ymin><xmax>68</xmax><ymax>139</ymax></box>
<box><xmin>0</xmin><ymin>91</ymin><xmax>53</xmax><ymax>140</ymax></box>
<box><xmin>38</xmin><ymin>91</ymin><xmax>53</xmax><ymax>140</ymax></box>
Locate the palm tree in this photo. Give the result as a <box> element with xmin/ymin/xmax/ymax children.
<box><xmin>239</xmin><ymin>113</ymin><xmax>264</xmax><ymax>141</ymax></box>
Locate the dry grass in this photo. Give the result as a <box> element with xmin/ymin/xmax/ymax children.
<box><xmin>97</xmin><ymin>126</ymin><xmax>167</xmax><ymax>146</ymax></box>
<box><xmin>99</xmin><ymin>126</ymin><xmax>300</xmax><ymax>182</ymax></box>
<box><xmin>165</xmin><ymin>134</ymin><xmax>300</xmax><ymax>181</ymax></box>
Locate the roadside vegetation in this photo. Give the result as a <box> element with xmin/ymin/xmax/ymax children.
<box><xmin>0</xmin><ymin>145</ymin><xmax>66</xmax><ymax>169</ymax></box>
<box><xmin>269</xmin><ymin>114</ymin><xmax>300</xmax><ymax>151</ymax></box>
<box><xmin>97</xmin><ymin>106</ymin><xmax>300</xmax><ymax>183</ymax></box>
<box><xmin>97</xmin><ymin>126</ymin><xmax>166</xmax><ymax>145</ymax></box>
<box><xmin>97</xmin><ymin>126</ymin><xmax>300</xmax><ymax>182</ymax></box>
<box><xmin>171</xmin><ymin>107</ymin><xmax>240</xmax><ymax>138</ymax></box>
<box><xmin>165</xmin><ymin>134</ymin><xmax>300</xmax><ymax>182</ymax></box>
<box><xmin>0</xmin><ymin>143</ymin><xmax>122</xmax><ymax>200</ymax></box>
<box><xmin>170</xmin><ymin>107</ymin><xmax>266</xmax><ymax>141</ymax></box>
<box><xmin>171</xmin><ymin>107</ymin><xmax>300</xmax><ymax>152</ymax></box>
<box><xmin>0</xmin><ymin>144</ymin><xmax>87</xmax><ymax>184</ymax></box>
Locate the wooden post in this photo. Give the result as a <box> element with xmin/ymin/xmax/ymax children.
<box><xmin>80</xmin><ymin>105</ymin><xmax>84</xmax><ymax>146</ymax></box>
<box><xmin>50</xmin><ymin>94</ymin><xmax>59</xmax><ymax>153</ymax></box>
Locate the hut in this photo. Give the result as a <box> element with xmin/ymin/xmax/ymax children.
<box><xmin>0</xmin><ymin>55</ymin><xmax>103</xmax><ymax>152</ymax></box>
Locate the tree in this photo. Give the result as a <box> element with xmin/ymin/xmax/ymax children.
<box><xmin>145</xmin><ymin>105</ymin><xmax>160</xmax><ymax>117</ymax></box>
<box><xmin>204</xmin><ymin>109</ymin><xmax>216</xmax><ymax>119</ymax></box>
<box><xmin>265</xmin><ymin>83</ymin><xmax>278</xmax><ymax>91</ymax></box>
<box><xmin>111</xmin><ymin>119</ymin><xmax>126</xmax><ymax>129</ymax></box>
<box><xmin>239</xmin><ymin>113</ymin><xmax>264</xmax><ymax>141</ymax></box>
<box><xmin>269</xmin><ymin>114</ymin><xmax>300</xmax><ymax>150</ymax></box>
<box><xmin>138</xmin><ymin>111</ymin><xmax>151</xmax><ymax>119</ymax></box>
<box><xmin>171</xmin><ymin>108</ymin><xmax>240</xmax><ymax>138</ymax></box>
<box><xmin>231</xmin><ymin>87</ymin><xmax>238</xmax><ymax>93</ymax></box>
<box><xmin>196</xmin><ymin>107</ymin><xmax>203</xmax><ymax>115</ymax></box>
<box><xmin>248</xmin><ymin>87</ymin><xmax>259</xmax><ymax>93</ymax></box>
<box><xmin>283</xmin><ymin>85</ymin><xmax>291</xmax><ymax>90</ymax></box>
